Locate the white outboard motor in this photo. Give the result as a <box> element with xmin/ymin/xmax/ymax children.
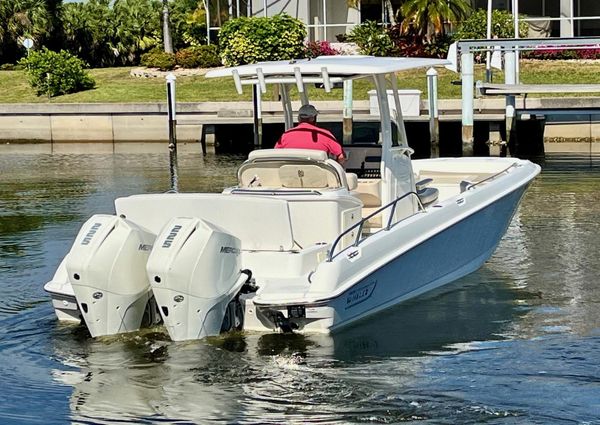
<box><xmin>147</xmin><ymin>217</ymin><xmax>248</xmax><ymax>341</ymax></box>
<box><xmin>65</xmin><ymin>214</ymin><xmax>156</xmax><ymax>337</ymax></box>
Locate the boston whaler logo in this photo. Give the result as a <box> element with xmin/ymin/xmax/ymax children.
<box><xmin>81</xmin><ymin>222</ymin><xmax>102</xmax><ymax>245</ymax></box>
<box><xmin>345</xmin><ymin>280</ymin><xmax>376</xmax><ymax>309</ymax></box>
<box><xmin>220</xmin><ymin>246</ymin><xmax>240</xmax><ymax>255</ymax></box>
<box><xmin>162</xmin><ymin>225</ymin><xmax>182</xmax><ymax>248</ymax></box>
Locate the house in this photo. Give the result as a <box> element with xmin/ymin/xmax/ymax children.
<box><xmin>209</xmin><ymin>1</ymin><xmax>600</xmax><ymax>41</ymax></box>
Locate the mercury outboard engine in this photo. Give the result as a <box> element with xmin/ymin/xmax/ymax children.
<box><xmin>147</xmin><ymin>217</ymin><xmax>249</xmax><ymax>341</ymax></box>
<box><xmin>65</xmin><ymin>215</ymin><xmax>157</xmax><ymax>337</ymax></box>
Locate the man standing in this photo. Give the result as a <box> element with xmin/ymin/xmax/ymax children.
<box><xmin>275</xmin><ymin>104</ymin><xmax>345</xmax><ymax>164</ymax></box>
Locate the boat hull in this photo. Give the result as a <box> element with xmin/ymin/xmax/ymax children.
<box><xmin>327</xmin><ymin>183</ymin><xmax>528</xmax><ymax>331</ymax></box>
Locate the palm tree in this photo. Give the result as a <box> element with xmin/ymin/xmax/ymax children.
<box><xmin>401</xmin><ymin>0</ymin><xmax>471</xmax><ymax>40</ymax></box>
<box><xmin>0</xmin><ymin>0</ymin><xmax>52</xmax><ymax>63</ymax></box>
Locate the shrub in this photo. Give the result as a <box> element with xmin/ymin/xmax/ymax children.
<box><xmin>219</xmin><ymin>14</ymin><xmax>306</xmax><ymax>66</ymax></box>
<box><xmin>140</xmin><ymin>49</ymin><xmax>177</xmax><ymax>70</ymax></box>
<box><xmin>387</xmin><ymin>29</ymin><xmax>452</xmax><ymax>59</ymax></box>
<box><xmin>453</xmin><ymin>9</ymin><xmax>528</xmax><ymax>40</ymax></box>
<box><xmin>305</xmin><ymin>41</ymin><xmax>341</xmax><ymax>58</ymax></box>
<box><xmin>175</xmin><ymin>45</ymin><xmax>221</xmax><ymax>68</ymax></box>
<box><xmin>347</xmin><ymin>21</ymin><xmax>396</xmax><ymax>56</ymax></box>
<box><xmin>522</xmin><ymin>47</ymin><xmax>600</xmax><ymax>60</ymax></box>
<box><xmin>19</xmin><ymin>48</ymin><xmax>95</xmax><ymax>97</ymax></box>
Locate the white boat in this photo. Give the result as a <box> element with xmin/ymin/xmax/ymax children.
<box><xmin>44</xmin><ymin>56</ymin><xmax>540</xmax><ymax>341</ymax></box>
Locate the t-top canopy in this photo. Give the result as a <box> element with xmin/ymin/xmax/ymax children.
<box><xmin>205</xmin><ymin>56</ymin><xmax>450</xmax><ymax>80</ymax></box>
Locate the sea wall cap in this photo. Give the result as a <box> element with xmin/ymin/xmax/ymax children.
<box><xmin>298</xmin><ymin>104</ymin><xmax>319</xmax><ymax>118</ymax></box>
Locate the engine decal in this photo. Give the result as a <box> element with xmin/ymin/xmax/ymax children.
<box><xmin>345</xmin><ymin>280</ymin><xmax>376</xmax><ymax>310</ymax></box>
<box><xmin>220</xmin><ymin>246</ymin><xmax>240</xmax><ymax>255</ymax></box>
<box><xmin>138</xmin><ymin>244</ymin><xmax>153</xmax><ymax>251</ymax></box>
<box><xmin>162</xmin><ymin>225</ymin><xmax>182</xmax><ymax>248</ymax></box>
<box><xmin>81</xmin><ymin>222</ymin><xmax>102</xmax><ymax>245</ymax></box>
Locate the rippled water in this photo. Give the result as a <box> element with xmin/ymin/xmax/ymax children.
<box><xmin>1</xmin><ymin>147</ymin><xmax>599</xmax><ymax>424</ymax></box>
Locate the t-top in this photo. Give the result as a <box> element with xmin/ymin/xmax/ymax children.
<box><xmin>274</xmin><ymin>122</ymin><xmax>343</xmax><ymax>158</ymax></box>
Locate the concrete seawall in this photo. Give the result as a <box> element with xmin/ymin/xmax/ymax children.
<box><xmin>2</xmin><ymin>98</ymin><xmax>600</xmax><ymax>154</ymax></box>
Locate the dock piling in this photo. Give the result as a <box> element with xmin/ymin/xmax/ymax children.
<box><xmin>427</xmin><ymin>67</ymin><xmax>439</xmax><ymax>158</ymax></box>
<box><xmin>461</xmin><ymin>51</ymin><xmax>474</xmax><ymax>156</ymax></box>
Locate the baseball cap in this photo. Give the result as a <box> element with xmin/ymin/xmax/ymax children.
<box><xmin>298</xmin><ymin>104</ymin><xmax>319</xmax><ymax>119</ymax></box>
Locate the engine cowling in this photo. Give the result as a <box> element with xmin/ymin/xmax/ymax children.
<box><xmin>147</xmin><ymin>217</ymin><xmax>247</xmax><ymax>341</ymax></box>
<box><xmin>65</xmin><ymin>214</ymin><xmax>156</xmax><ymax>337</ymax></box>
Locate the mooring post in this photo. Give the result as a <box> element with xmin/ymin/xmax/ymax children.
<box><xmin>166</xmin><ymin>73</ymin><xmax>177</xmax><ymax>151</ymax></box>
<box><xmin>426</xmin><ymin>67</ymin><xmax>439</xmax><ymax>158</ymax></box>
<box><xmin>166</xmin><ymin>73</ymin><xmax>179</xmax><ymax>192</ymax></box>
<box><xmin>343</xmin><ymin>80</ymin><xmax>353</xmax><ymax>144</ymax></box>
<box><xmin>252</xmin><ymin>84</ymin><xmax>263</xmax><ymax>149</ymax></box>
<box><xmin>504</xmin><ymin>50</ymin><xmax>517</xmax><ymax>156</ymax></box>
<box><xmin>461</xmin><ymin>50</ymin><xmax>474</xmax><ymax>156</ymax></box>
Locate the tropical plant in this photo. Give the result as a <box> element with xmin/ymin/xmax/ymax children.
<box><xmin>305</xmin><ymin>40</ymin><xmax>341</xmax><ymax>58</ymax></box>
<box><xmin>0</xmin><ymin>0</ymin><xmax>55</xmax><ymax>64</ymax></box>
<box><xmin>175</xmin><ymin>44</ymin><xmax>220</xmax><ymax>68</ymax></box>
<box><xmin>19</xmin><ymin>47</ymin><xmax>95</xmax><ymax>97</ymax></box>
<box><xmin>219</xmin><ymin>14</ymin><xmax>306</xmax><ymax>66</ymax></box>
<box><xmin>112</xmin><ymin>0</ymin><xmax>163</xmax><ymax>64</ymax></box>
<box><xmin>140</xmin><ymin>48</ymin><xmax>176</xmax><ymax>70</ymax></box>
<box><xmin>347</xmin><ymin>20</ymin><xmax>396</xmax><ymax>56</ymax></box>
<box><xmin>401</xmin><ymin>0</ymin><xmax>471</xmax><ymax>40</ymax></box>
<box><xmin>61</xmin><ymin>0</ymin><xmax>162</xmax><ymax>67</ymax></box>
<box><xmin>388</xmin><ymin>24</ymin><xmax>451</xmax><ymax>58</ymax></box>
<box><xmin>453</xmin><ymin>8</ymin><xmax>528</xmax><ymax>40</ymax></box>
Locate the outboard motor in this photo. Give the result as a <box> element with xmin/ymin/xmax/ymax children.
<box><xmin>65</xmin><ymin>215</ymin><xmax>156</xmax><ymax>337</ymax></box>
<box><xmin>147</xmin><ymin>217</ymin><xmax>248</xmax><ymax>341</ymax></box>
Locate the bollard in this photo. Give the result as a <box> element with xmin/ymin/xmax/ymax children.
<box><xmin>504</xmin><ymin>50</ymin><xmax>516</xmax><ymax>157</ymax></box>
<box><xmin>461</xmin><ymin>51</ymin><xmax>474</xmax><ymax>156</ymax></box>
<box><xmin>252</xmin><ymin>84</ymin><xmax>263</xmax><ymax>149</ymax></box>
<box><xmin>166</xmin><ymin>73</ymin><xmax>177</xmax><ymax>151</ymax></box>
<box><xmin>165</xmin><ymin>73</ymin><xmax>179</xmax><ymax>192</ymax></box>
<box><xmin>426</xmin><ymin>67</ymin><xmax>439</xmax><ymax>158</ymax></box>
<box><xmin>343</xmin><ymin>80</ymin><xmax>353</xmax><ymax>144</ymax></box>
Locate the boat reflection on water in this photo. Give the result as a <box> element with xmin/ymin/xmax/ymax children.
<box><xmin>50</xmin><ymin>267</ymin><xmax>525</xmax><ymax>423</ymax></box>
<box><xmin>259</xmin><ymin>266</ymin><xmax>525</xmax><ymax>362</ymax></box>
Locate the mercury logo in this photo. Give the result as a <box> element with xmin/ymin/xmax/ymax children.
<box><xmin>220</xmin><ymin>246</ymin><xmax>240</xmax><ymax>255</ymax></box>
<box><xmin>81</xmin><ymin>223</ymin><xmax>102</xmax><ymax>245</ymax></box>
<box><xmin>162</xmin><ymin>225</ymin><xmax>182</xmax><ymax>248</ymax></box>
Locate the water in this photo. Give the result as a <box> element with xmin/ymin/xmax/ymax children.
<box><xmin>1</xmin><ymin>147</ymin><xmax>599</xmax><ymax>424</ymax></box>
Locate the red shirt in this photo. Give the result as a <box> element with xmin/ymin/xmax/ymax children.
<box><xmin>275</xmin><ymin>122</ymin><xmax>343</xmax><ymax>158</ymax></box>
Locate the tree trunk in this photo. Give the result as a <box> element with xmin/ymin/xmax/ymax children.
<box><xmin>163</xmin><ymin>0</ymin><xmax>174</xmax><ymax>53</ymax></box>
<box><xmin>384</xmin><ymin>0</ymin><xmax>396</xmax><ymax>26</ymax></box>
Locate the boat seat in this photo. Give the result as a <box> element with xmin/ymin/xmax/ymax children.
<box><xmin>354</xmin><ymin>179</ymin><xmax>382</xmax><ymax>229</ymax></box>
<box><xmin>279</xmin><ymin>164</ymin><xmax>329</xmax><ymax>188</ymax></box>
<box><xmin>416</xmin><ymin>178</ymin><xmax>439</xmax><ymax>206</ymax></box>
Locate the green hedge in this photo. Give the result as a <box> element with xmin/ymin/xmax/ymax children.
<box><xmin>453</xmin><ymin>9</ymin><xmax>529</xmax><ymax>40</ymax></box>
<box><xmin>347</xmin><ymin>21</ymin><xmax>396</xmax><ymax>56</ymax></box>
<box><xmin>19</xmin><ymin>48</ymin><xmax>95</xmax><ymax>97</ymax></box>
<box><xmin>175</xmin><ymin>45</ymin><xmax>221</xmax><ymax>68</ymax></box>
<box><xmin>140</xmin><ymin>49</ymin><xmax>177</xmax><ymax>70</ymax></box>
<box><xmin>219</xmin><ymin>14</ymin><xmax>306</xmax><ymax>66</ymax></box>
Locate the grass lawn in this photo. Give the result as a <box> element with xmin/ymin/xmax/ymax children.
<box><xmin>2</xmin><ymin>60</ymin><xmax>600</xmax><ymax>104</ymax></box>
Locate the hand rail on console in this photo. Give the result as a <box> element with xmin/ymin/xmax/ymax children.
<box><xmin>327</xmin><ymin>191</ymin><xmax>424</xmax><ymax>262</ymax></box>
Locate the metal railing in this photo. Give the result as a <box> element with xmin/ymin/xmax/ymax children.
<box><xmin>462</xmin><ymin>163</ymin><xmax>520</xmax><ymax>192</ymax></box>
<box><xmin>327</xmin><ymin>191</ymin><xmax>424</xmax><ymax>262</ymax></box>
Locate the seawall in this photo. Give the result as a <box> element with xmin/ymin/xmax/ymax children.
<box><xmin>1</xmin><ymin>98</ymin><xmax>600</xmax><ymax>154</ymax></box>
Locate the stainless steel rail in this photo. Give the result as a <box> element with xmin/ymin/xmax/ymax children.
<box><xmin>327</xmin><ymin>191</ymin><xmax>424</xmax><ymax>262</ymax></box>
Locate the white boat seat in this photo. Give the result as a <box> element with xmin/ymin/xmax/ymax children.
<box><xmin>345</xmin><ymin>172</ymin><xmax>358</xmax><ymax>191</ymax></box>
<box><xmin>355</xmin><ymin>179</ymin><xmax>381</xmax><ymax>207</ymax></box>
<box><xmin>279</xmin><ymin>164</ymin><xmax>329</xmax><ymax>188</ymax></box>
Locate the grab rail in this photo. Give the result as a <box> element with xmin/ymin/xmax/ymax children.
<box><xmin>463</xmin><ymin>163</ymin><xmax>519</xmax><ymax>191</ymax></box>
<box><xmin>327</xmin><ymin>191</ymin><xmax>424</xmax><ymax>262</ymax></box>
